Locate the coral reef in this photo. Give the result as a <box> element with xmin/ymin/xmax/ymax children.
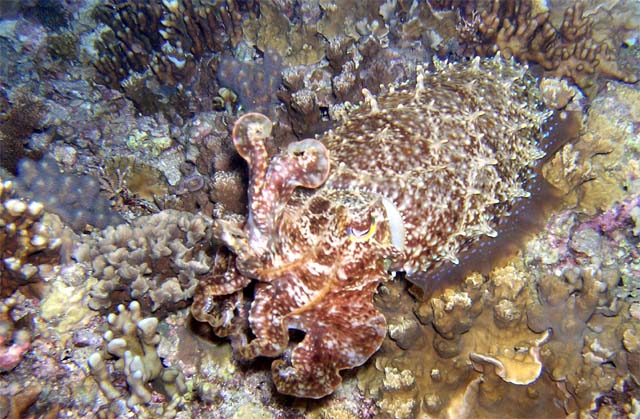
<box><xmin>428</xmin><ymin>0</ymin><xmax>638</xmax><ymax>93</ymax></box>
<box><xmin>75</xmin><ymin>210</ymin><xmax>215</xmax><ymax>317</ymax></box>
<box><xmin>21</xmin><ymin>0</ymin><xmax>70</xmax><ymax>31</ymax></box>
<box><xmin>0</xmin><ymin>176</ymin><xmax>64</xmax><ymax>297</ymax></box>
<box><xmin>14</xmin><ymin>156</ymin><xmax>123</xmax><ymax>232</ymax></box>
<box><xmin>92</xmin><ymin>0</ymin><xmax>250</xmax><ymax>118</ymax></box>
<box><xmin>192</xmin><ymin>57</ymin><xmax>558</xmax><ymax>398</ymax></box>
<box><xmin>0</xmin><ymin>383</ymin><xmax>51</xmax><ymax>419</ymax></box>
<box><xmin>0</xmin><ymin>0</ymin><xmax>639</xmax><ymax>416</ymax></box>
<box><xmin>88</xmin><ymin>301</ymin><xmax>186</xmax><ymax>416</ymax></box>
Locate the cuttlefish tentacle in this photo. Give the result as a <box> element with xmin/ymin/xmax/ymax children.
<box><xmin>230</xmin><ymin>113</ymin><xmax>330</xmax><ymax>257</ymax></box>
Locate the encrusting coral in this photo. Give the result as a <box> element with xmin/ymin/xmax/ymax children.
<box><xmin>88</xmin><ymin>301</ymin><xmax>186</xmax><ymax>416</ymax></box>
<box><xmin>191</xmin><ymin>57</ymin><xmax>566</xmax><ymax>398</ymax></box>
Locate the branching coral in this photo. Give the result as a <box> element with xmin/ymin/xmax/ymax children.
<box><xmin>88</xmin><ymin>301</ymin><xmax>186</xmax><ymax>415</ymax></box>
<box><xmin>92</xmin><ymin>0</ymin><xmax>249</xmax><ymax>117</ymax></box>
<box><xmin>429</xmin><ymin>0</ymin><xmax>638</xmax><ymax>92</ymax></box>
<box><xmin>1</xmin><ymin>177</ymin><xmax>62</xmax><ymax>297</ymax></box>
<box><xmin>279</xmin><ymin>25</ymin><xmax>418</xmax><ymax>138</ymax></box>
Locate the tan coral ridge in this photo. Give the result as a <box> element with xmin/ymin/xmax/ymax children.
<box><xmin>359</xmin><ymin>266</ymin><xmax>560</xmax><ymax>419</ymax></box>
<box><xmin>193</xmin><ymin>57</ymin><xmax>555</xmax><ymax>398</ymax></box>
<box><xmin>358</xmin><ymin>260</ymin><xmax>639</xmax><ymax>418</ymax></box>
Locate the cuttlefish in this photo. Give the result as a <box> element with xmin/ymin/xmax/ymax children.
<box><xmin>192</xmin><ymin>57</ymin><xmax>579</xmax><ymax>398</ymax></box>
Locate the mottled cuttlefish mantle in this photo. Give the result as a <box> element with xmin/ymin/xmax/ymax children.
<box><xmin>192</xmin><ymin>57</ymin><xmax>552</xmax><ymax>398</ymax></box>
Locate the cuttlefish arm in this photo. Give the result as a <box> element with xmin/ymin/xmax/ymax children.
<box><xmin>202</xmin><ymin>113</ymin><xmax>391</xmax><ymax>398</ymax></box>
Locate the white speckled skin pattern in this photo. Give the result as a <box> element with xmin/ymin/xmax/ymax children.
<box><xmin>192</xmin><ymin>57</ymin><xmax>548</xmax><ymax>398</ymax></box>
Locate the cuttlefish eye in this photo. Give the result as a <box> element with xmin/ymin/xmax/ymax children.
<box><xmin>347</xmin><ymin>214</ymin><xmax>378</xmax><ymax>242</ymax></box>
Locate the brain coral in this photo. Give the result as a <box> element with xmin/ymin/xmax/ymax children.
<box><xmin>192</xmin><ymin>57</ymin><xmax>558</xmax><ymax>398</ymax></box>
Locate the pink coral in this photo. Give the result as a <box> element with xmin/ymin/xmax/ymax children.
<box><xmin>0</xmin><ymin>331</ymin><xmax>30</xmax><ymax>372</ymax></box>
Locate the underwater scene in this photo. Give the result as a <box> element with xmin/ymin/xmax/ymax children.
<box><xmin>1</xmin><ymin>0</ymin><xmax>640</xmax><ymax>418</ymax></box>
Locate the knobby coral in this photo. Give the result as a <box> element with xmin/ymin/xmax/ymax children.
<box><xmin>192</xmin><ymin>57</ymin><xmax>557</xmax><ymax>398</ymax></box>
<box><xmin>76</xmin><ymin>210</ymin><xmax>214</xmax><ymax>317</ymax></box>
<box><xmin>1</xmin><ymin>176</ymin><xmax>63</xmax><ymax>297</ymax></box>
<box><xmin>88</xmin><ymin>301</ymin><xmax>186</xmax><ymax>416</ymax></box>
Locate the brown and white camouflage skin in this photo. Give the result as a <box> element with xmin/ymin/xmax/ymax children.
<box><xmin>192</xmin><ymin>57</ymin><xmax>552</xmax><ymax>398</ymax></box>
